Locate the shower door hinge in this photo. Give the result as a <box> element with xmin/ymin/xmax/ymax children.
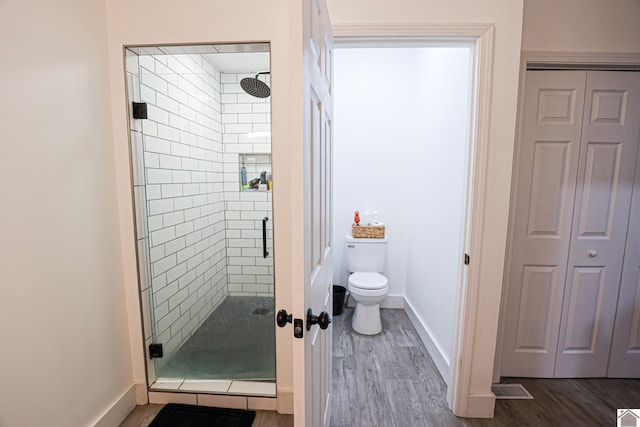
<box><xmin>464</xmin><ymin>253</ymin><xmax>470</xmax><ymax>265</ymax></box>
<box><xmin>132</xmin><ymin>102</ymin><xmax>148</xmax><ymax>119</ymax></box>
<box><xmin>149</xmin><ymin>343</ymin><xmax>163</xmax><ymax>359</ymax></box>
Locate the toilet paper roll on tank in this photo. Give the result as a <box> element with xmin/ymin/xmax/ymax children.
<box><xmin>353</xmin><ymin>210</ymin><xmax>384</xmax><ymax>230</ymax></box>
<box><xmin>361</xmin><ymin>210</ymin><xmax>380</xmax><ymax>226</ymax></box>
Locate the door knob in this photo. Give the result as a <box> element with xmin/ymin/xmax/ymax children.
<box><xmin>276</xmin><ymin>309</ymin><xmax>292</xmax><ymax>327</ymax></box>
<box><xmin>307</xmin><ymin>308</ymin><xmax>331</xmax><ymax>331</ymax></box>
<box><xmin>588</xmin><ymin>250</ymin><xmax>598</xmax><ymax>258</ymax></box>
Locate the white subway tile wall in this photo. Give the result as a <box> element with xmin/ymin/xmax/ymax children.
<box><xmin>221</xmin><ymin>73</ymin><xmax>273</xmax><ymax>297</ymax></box>
<box><xmin>127</xmin><ymin>51</ymin><xmax>274</xmax><ymax>371</ymax></box>
<box><xmin>129</xmin><ymin>48</ymin><xmax>228</xmax><ymax>366</ymax></box>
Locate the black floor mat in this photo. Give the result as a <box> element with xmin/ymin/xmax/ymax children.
<box><xmin>148</xmin><ymin>404</ymin><xmax>256</xmax><ymax>427</ymax></box>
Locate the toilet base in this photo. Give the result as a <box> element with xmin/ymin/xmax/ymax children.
<box><xmin>352</xmin><ymin>303</ymin><xmax>382</xmax><ymax>335</ymax></box>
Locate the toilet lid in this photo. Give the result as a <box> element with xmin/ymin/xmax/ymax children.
<box><xmin>349</xmin><ymin>272</ymin><xmax>388</xmax><ymax>290</ymax></box>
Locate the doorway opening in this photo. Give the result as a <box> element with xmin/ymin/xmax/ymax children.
<box><xmin>124</xmin><ymin>43</ymin><xmax>277</xmax><ymax>396</ymax></box>
<box><xmin>332</xmin><ymin>40</ymin><xmax>475</xmax><ymax>406</ymax></box>
<box><xmin>324</xmin><ymin>24</ymin><xmax>499</xmax><ymax>418</ymax></box>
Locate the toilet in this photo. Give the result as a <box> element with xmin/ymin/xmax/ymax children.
<box><xmin>345</xmin><ymin>234</ymin><xmax>389</xmax><ymax>335</ymax></box>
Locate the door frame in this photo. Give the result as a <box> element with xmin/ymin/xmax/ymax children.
<box><xmin>494</xmin><ymin>50</ymin><xmax>640</xmax><ymax>383</ymax></box>
<box><xmin>332</xmin><ymin>23</ymin><xmax>495</xmax><ymax>416</ymax></box>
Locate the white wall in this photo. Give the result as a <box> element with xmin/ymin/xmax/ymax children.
<box><xmin>405</xmin><ymin>47</ymin><xmax>472</xmax><ymax>378</ymax></box>
<box><xmin>0</xmin><ymin>0</ymin><xmax>135</xmax><ymax>426</ymax></box>
<box><xmin>328</xmin><ymin>0</ymin><xmax>524</xmax><ymax>417</ymax></box>
<box><xmin>522</xmin><ymin>0</ymin><xmax>640</xmax><ymax>53</ymax></box>
<box><xmin>333</xmin><ymin>48</ymin><xmax>419</xmax><ymax>297</ymax></box>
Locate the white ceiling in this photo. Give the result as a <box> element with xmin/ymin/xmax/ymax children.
<box><xmin>131</xmin><ymin>43</ymin><xmax>270</xmax><ymax>74</ymax></box>
<box><xmin>203</xmin><ymin>52</ymin><xmax>270</xmax><ymax>73</ymax></box>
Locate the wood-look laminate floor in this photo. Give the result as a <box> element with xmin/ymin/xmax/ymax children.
<box><xmin>332</xmin><ymin>307</ymin><xmax>460</xmax><ymax>427</ymax></box>
<box><xmin>332</xmin><ymin>308</ymin><xmax>640</xmax><ymax>427</ymax></box>
<box><xmin>120</xmin><ymin>307</ymin><xmax>640</xmax><ymax>427</ymax></box>
<box><xmin>473</xmin><ymin>377</ymin><xmax>640</xmax><ymax>427</ymax></box>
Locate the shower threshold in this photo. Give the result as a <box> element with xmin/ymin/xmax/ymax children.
<box><xmin>150</xmin><ymin>378</ymin><xmax>276</xmax><ymax>397</ymax></box>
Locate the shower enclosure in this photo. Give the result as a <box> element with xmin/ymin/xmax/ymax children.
<box><xmin>125</xmin><ymin>43</ymin><xmax>275</xmax><ymax>395</ymax></box>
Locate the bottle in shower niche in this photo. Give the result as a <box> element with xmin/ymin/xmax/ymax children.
<box><xmin>258</xmin><ymin>171</ymin><xmax>268</xmax><ymax>192</ymax></box>
<box><xmin>241</xmin><ymin>165</ymin><xmax>247</xmax><ymax>186</ymax></box>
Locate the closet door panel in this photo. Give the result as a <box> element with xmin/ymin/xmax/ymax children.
<box><xmin>500</xmin><ymin>71</ymin><xmax>587</xmax><ymax>377</ymax></box>
<box><xmin>577</xmin><ymin>142</ymin><xmax>623</xmax><ymax>236</ymax></box>
<box><xmin>555</xmin><ymin>71</ymin><xmax>640</xmax><ymax>377</ymax></box>
<box><xmin>609</xmin><ymin>148</ymin><xmax>640</xmax><ymax>377</ymax></box>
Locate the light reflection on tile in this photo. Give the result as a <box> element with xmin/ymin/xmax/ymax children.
<box><xmin>150</xmin><ymin>379</ymin><xmax>184</xmax><ymax>390</ymax></box>
<box><xmin>180</xmin><ymin>380</ymin><xmax>232</xmax><ymax>393</ymax></box>
<box><xmin>228</xmin><ymin>380</ymin><xmax>276</xmax><ymax>396</ymax></box>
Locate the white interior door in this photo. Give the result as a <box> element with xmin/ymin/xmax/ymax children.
<box><xmin>502</xmin><ymin>70</ymin><xmax>640</xmax><ymax>378</ymax></box>
<box><xmin>297</xmin><ymin>0</ymin><xmax>334</xmax><ymax>425</ymax></box>
<box><xmin>554</xmin><ymin>71</ymin><xmax>640</xmax><ymax>377</ymax></box>
<box><xmin>501</xmin><ymin>71</ymin><xmax>587</xmax><ymax>377</ymax></box>
<box><xmin>609</xmin><ymin>146</ymin><xmax>640</xmax><ymax>378</ymax></box>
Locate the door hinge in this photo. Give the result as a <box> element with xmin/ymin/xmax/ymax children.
<box><xmin>149</xmin><ymin>343</ymin><xmax>163</xmax><ymax>359</ymax></box>
<box><xmin>464</xmin><ymin>253</ymin><xmax>470</xmax><ymax>265</ymax></box>
<box><xmin>132</xmin><ymin>102</ymin><xmax>148</xmax><ymax>119</ymax></box>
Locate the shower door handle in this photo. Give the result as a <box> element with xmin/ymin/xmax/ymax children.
<box><xmin>262</xmin><ymin>217</ymin><xmax>269</xmax><ymax>258</ymax></box>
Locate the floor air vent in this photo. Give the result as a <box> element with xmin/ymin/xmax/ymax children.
<box><xmin>253</xmin><ymin>308</ymin><xmax>270</xmax><ymax>315</ymax></box>
<box><xmin>491</xmin><ymin>383</ymin><xmax>534</xmax><ymax>400</ymax></box>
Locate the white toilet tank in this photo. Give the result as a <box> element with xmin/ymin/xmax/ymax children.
<box><xmin>345</xmin><ymin>234</ymin><xmax>388</xmax><ymax>273</ymax></box>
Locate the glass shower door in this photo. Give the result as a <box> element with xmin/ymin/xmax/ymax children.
<box><xmin>126</xmin><ymin>42</ymin><xmax>275</xmax><ymax>394</ymax></box>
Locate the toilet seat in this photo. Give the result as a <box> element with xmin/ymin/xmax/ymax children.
<box><xmin>348</xmin><ymin>272</ymin><xmax>388</xmax><ymax>290</ymax></box>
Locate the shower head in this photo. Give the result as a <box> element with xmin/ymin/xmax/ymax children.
<box><xmin>240</xmin><ymin>72</ymin><xmax>270</xmax><ymax>98</ymax></box>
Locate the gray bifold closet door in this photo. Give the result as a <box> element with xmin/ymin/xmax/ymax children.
<box><xmin>501</xmin><ymin>70</ymin><xmax>640</xmax><ymax>378</ymax></box>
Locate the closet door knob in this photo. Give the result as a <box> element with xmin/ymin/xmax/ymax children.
<box><xmin>588</xmin><ymin>250</ymin><xmax>598</xmax><ymax>258</ymax></box>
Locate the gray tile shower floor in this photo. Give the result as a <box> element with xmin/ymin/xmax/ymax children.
<box><xmin>158</xmin><ymin>296</ymin><xmax>275</xmax><ymax>381</ymax></box>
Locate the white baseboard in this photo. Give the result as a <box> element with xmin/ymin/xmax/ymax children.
<box><xmin>277</xmin><ymin>388</ymin><xmax>294</xmax><ymax>414</ymax></box>
<box><xmin>345</xmin><ymin>294</ymin><xmax>405</xmax><ymax>309</ymax></box>
<box><xmin>92</xmin><ymin>384</ymin><xmax>138</xmax><ymax>427</ymax></box>
<box><xmin>382</xmin><ymin>294</ymin><xmax>405</xmax><ymax>309</ymax></box>
<box><xmin>458</xmin><ymin>393</ymin><xmax>496</xmax><ymax>418</ymax></box>
<box><xmin>135</xmin><ymin>382</ymin><xmax>148</xmax><ymax>405</ymax></box>
<box><xmin>404</xmin><ymin>298</ymin><xmax>450</xmax><ymax>385</ymax></box>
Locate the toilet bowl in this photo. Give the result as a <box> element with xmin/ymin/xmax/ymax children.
<box><xmin>348</xmin><ymin>272</ymin><xmax>389</xmax><ymax>335</ymax></box>
<box><xmin>344</xmin><ymin>235</ymin><xmax>389</xmax><ymax>335</ymax></box>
